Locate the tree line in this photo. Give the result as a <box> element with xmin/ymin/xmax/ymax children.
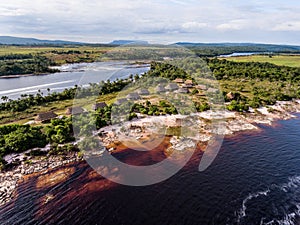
<box><xmin>207</xmin><ymin>58</ymin><xmax>300</xmax><ymax>82</ymax></box>
<box><xmin>0</xmin><ymin>54</ymin><xmax>58</xmax><ymax>76</ymax></box>
<box><xmin>0</xmin><ymin>117</ymin><xmax>76</xmax><ymax>170</ymax></box>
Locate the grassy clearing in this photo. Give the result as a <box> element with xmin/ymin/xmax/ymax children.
<box><xmin>0</xmin><ymin>46</ymin><xmax>112</xmax><ymax>55</ymax></box>
<box><xmin>222</xmin><ymin>54</ymin><xmax>300</xmax><ymax>67</ymax></box>
<box><xmin>0</xmin><ymin>45</ymin><xmax>113</xmax><ymax>65</ymax></box>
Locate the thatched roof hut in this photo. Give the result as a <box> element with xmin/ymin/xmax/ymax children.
<box><xmin>156</xmin><ymin>85</ymin><xmax>166</xmax><ymax>93</ymax></box>
<box><xmin>165</xmin><ymin>83</ymin><xmax>179</xmax><ymax>91</ymax></box>
<box><xmin>126</xmin><ymin>93</ymin><xmax>140</xmax><ymax>100</ymax></box>
<box><xmin>195</xmin><ymin>85</ymin><xmax>207</xmax><ymax>90</ymax></box>
<box><xmin>174</xmin><ymin>78</ymin><xmax>184</xmax><ymax>84</ymax></box>
<box><xmin>35</xmin><ymin>111</ymin><xmax>58</xmax><ymax>123</ymax></box>
<box><xmin>66</xmin><ymin>106</ymin><xmax>85</xmax><ymax>115</ymax></box>
<box><xmin>138</xmin><ymin>89</ymin><xmax>150</xmax><ymax>95</ymax></box>
<box><xmin>183</xmin><ymin>79</ymin><xmax>194</xmax><ymax>88</ymax></box>
<box><xmin>185</xmin><ymin>79</ymin><xmax>193</xmax><ymax>85</ymax></box>
<box><xmin>92</xmin><ymin>102</ymin><xmax>107</xmax><ymax>111</ymax></box>
<box><xmin>177</xmin><ymin>88</ymin><xmax>189</xmax><ymax>93</ymax></box>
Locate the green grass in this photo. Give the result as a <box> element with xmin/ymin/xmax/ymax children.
<box><xmin>222</xmin><ymin>54</ymin><xmax>300</xmax><ymax>68</ymax></box>
<box><xmin>0</xmin><ymin>45</ymin><xmax>113</xmax><ymax>65</ymax></box>
<box><xmin>0</xmin><ymin>46</ymin><xmax>111</xmax><ymax>55</ymax></box>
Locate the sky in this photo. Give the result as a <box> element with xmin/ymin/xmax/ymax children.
<box><xmin>0</xmin><ymin>0</ymin><xmax>300</xmax><ymax>44</ymax></box>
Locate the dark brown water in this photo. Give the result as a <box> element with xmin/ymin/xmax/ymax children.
<box><xmin>1</xmin><ymin>116</ymin><xmax>300</xmax><ymax>225</ymax></box>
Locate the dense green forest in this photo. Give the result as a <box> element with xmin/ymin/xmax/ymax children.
<box><xmin>178</xmin><ymin>43</ymin><xmax>300</xmax><ymax>57</ymax></box>
<box><xmin>206</xmin><ymin>58</ymin><xmax>300</xmax><ymax>111</ymax></box>
<box><xmin>0</xmin><ymin>117</ymin><xmax>76</xmax><ymax>170</ymax></box>
<box><xmin>207</xmin><ymin>58</ymin><xmax>300</xmax><ymax>82</ymax></box>
<box><xmin>150</xmin><ymin>58</ymin><xmax>300</xmax><ymax>111</ymax></box>
<box><xmin>0</xmin><ymin>54</ymin><xmax>58</xmax><ymax>76</ymax></box>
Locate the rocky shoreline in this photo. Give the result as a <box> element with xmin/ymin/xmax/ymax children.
<box><xmin>98</xmin><ymin>101</ymin><xmax>300</xmax><ymax>148</ymax></box>
<box><xmin>1</xmin><ymin>100</ymin><xmax>300</xmax><ymax>207</ymax></box>
<box><xmin>0</xmin><ymin>152</ymin><xmax>82</xmax><ymax>206</ymax></box>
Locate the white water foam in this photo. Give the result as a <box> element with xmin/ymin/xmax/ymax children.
<box><xmin>236</xmin><ymin>175</ymin><xmax>300</xmax><ymax>225</ymax></box>
<box><xmin>0</xmin><ymin>80</ymin><xmax>76</xmax><ymax>96</ymax></box>
<box><xmin>237</xmin><ymin>189</ymin><xmax>271</xmax><ymax>223</ymax></box>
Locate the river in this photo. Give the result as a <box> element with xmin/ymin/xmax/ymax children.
<box><xmin>218</xmin><ymin>52</ymin><xmax>264</xmax><ymax>57</ymax></box>
<box><xmin>0</xmin><ymin>115</ymin><xmax>300</xmax><ymax>224</ymax></box>
<box><xmin>0</xmin><ymin>62</ymin><xmax>150</xmax><ymax>101</ymax></box>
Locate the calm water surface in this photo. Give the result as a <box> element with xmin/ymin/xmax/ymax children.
<box><xmin>219</xmin><ymin>52</ymin><xmax>263</xmax><ymax>57</ymax></box>
<box><xmin>0</xmin><ymin>116</ymin><xmax>300</xmax><ymax>225</ymax></box>
<box><xmin>0</xmin><ymin>62</ymin><xmax>150</xmax><ymax>101</ymax></box>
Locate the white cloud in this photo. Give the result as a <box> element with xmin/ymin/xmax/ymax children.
<box><xmin>272</xmin><ymin>22</ymin><xmax>300</xmax><ymax>31</ymax></box>
<box><xmin>216</xmin><ymin>23</ymin><xmax>240</xmax><ymax>31</ymax></box>
<box><xmin>215</xmin><ymin>19</ymin><xmax>250</xmax><ymax>31</ymax></box>
<box><xmin>182</xmin><ymin>22</ymin><xmax>208</xmax><ymax>30</ymax></box>
<box><xmin>0</xmin><ymin>0</ymin><xmax>299</xmax><ymax>44</ymax></box>
<box><xmin>0</xmin><ymin>7</ymin><xmax>28</xmax><ymax>16</ymax></box>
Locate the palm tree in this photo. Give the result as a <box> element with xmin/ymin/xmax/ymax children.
<box><xmin>1</xmin><ymin>96</ymin><xmax>8</xmax><ymax>102</ymax></box>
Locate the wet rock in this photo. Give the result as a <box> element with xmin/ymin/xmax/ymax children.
<box><xmin>0</xmin><ymin>152</ymin><xmax>82</xmax><ymax>206</ymax></box>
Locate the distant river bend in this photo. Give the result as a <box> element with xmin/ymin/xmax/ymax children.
<box><xmin>0</xmin><ymin>62</ymin><xmax>150</xmax><ymax>101</ymax></box>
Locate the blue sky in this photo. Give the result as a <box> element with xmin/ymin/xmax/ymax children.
<box><xmin>0</xmin><ymin>0</ymin><xmax>300</xmax><ymax>44</ymax></box>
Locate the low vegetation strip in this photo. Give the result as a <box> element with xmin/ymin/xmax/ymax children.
<box><xmin>223</xmin><ymin>54</ymin><xmax>300</xmax><ymax>68</ymax></box>
<box><xmin>0</xmin><ymin>55</ymin><xmax>58</xmax><ymax>76</ymax></box>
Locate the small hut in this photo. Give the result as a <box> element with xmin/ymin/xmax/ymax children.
<box><xmin>174</xmin><ymin>78</ymin><xmax>184</xmax><ymax>84</ymax></box>
<box><xmin>126</xmin><ymin>93</ymin><xmax>140</xmax><ymax>100</ymax></box>
<box><xmin>35</xmin><ymin>111</ymin><xmax>58</xmax><ymax>123</ymax></box>
<box><xmin>115</xmin><ymin>98</ymin><xmax>127</xmax><ymax>106</ymax></box>
<box><xmin>177</xmin><ymin>88</ymin><xmax>189</xmax><ymax>94</ymax></box>
<box><xmin>156</xmin><ymin>85</ymin><xmax>166</xmax><ymax>93</ymax></box>
<box><xmin>195</xmin><ymin>84</ymin><xmax>207</xmax><ymax>90</ymax></box>
<box><xmin>92</xmin><ymin>102</ymin><xmax>107</xmax><ymax>111</ymax></box>
<box><xmin>184</xmin><ymin>79</ymin><xmax>194</xmax><ymax>88</ymax></box>
<box><xmin>165</xmin><ymin>83</ymin><xmax>179</xmax><ymax>91</ymax></box>
<box><xmin>66</xmin><ymin>106</ymin><xmax>85</xmax><ymax>115</ymax></box>
<box><xmin>138</xmin><ymin>89</ymin><xmax>150</xmax><ymax>95</ymax></box>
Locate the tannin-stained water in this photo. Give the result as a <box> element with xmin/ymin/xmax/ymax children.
<box><xmin>1</xmin><ymin>116</ymin><xmax>300</xmax><ymax>225</ymax></box>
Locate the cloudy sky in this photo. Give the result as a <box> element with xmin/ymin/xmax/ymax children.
<box><xmin>0</xmin><ymin>0</ymin><xmax>300</xmax><ymax>44</ymax></box>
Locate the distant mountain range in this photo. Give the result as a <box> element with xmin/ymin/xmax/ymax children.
<box><xmin>109</xmin><ymin>40</ymin><xmax>149</xmax><ymax>45</ymax></box>
<box><xmin>0</xmin><ymin>36</ymin><xmax>83</xmax><ymax>45</ymax></box>
<box><xmin>175</xmin><ymin>42</ymin><xmax>300</xmax><ymax>52</ymax></box>
<box><xmin>1</xmin><ymin>36</ymin><xmax>300</xmax><ymax>53</ymax></box>
<box><xmin>0</xmin><ymin>36</ymin><xmax>150</xmax><ymax>46</ymax></box>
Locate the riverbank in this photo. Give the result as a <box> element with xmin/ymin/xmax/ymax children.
<box><xmin>0</xmin><ymin>73</ymin><xmax>52</xmax><ymax>79</ymax></box>
<box><xmin>98</xmin><ymin>100</ymin><xmax>300</xmax><ymax>149</ymax></box>
<box><xmin>1</xmin><ymin>100</ymin><xmax>300</xmax><ymax>206</ymax></box>
<box><xmin>0</xmin><ymin>152</ymin><xmax>83</xmax><ymax>206</ymax></box>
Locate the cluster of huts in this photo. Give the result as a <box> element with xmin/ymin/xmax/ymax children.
<box><xmin>156</xmin><ymin>78</ymin><xmax>219</xmax><ymax>94</ymax></box>
<box><xmin>35</xmin><ymin>78</ymin><xmax>219</xmax><ymax>123</ymax></box>
<box><xmin>35</xmin><ymin>103</ymin><xmax>109</xmax><ymax>123</ymax></box>
<box><xmin>172</xmin><ymin>78</ymin><xmax>218</xmax><ymax>94</ymax></box>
